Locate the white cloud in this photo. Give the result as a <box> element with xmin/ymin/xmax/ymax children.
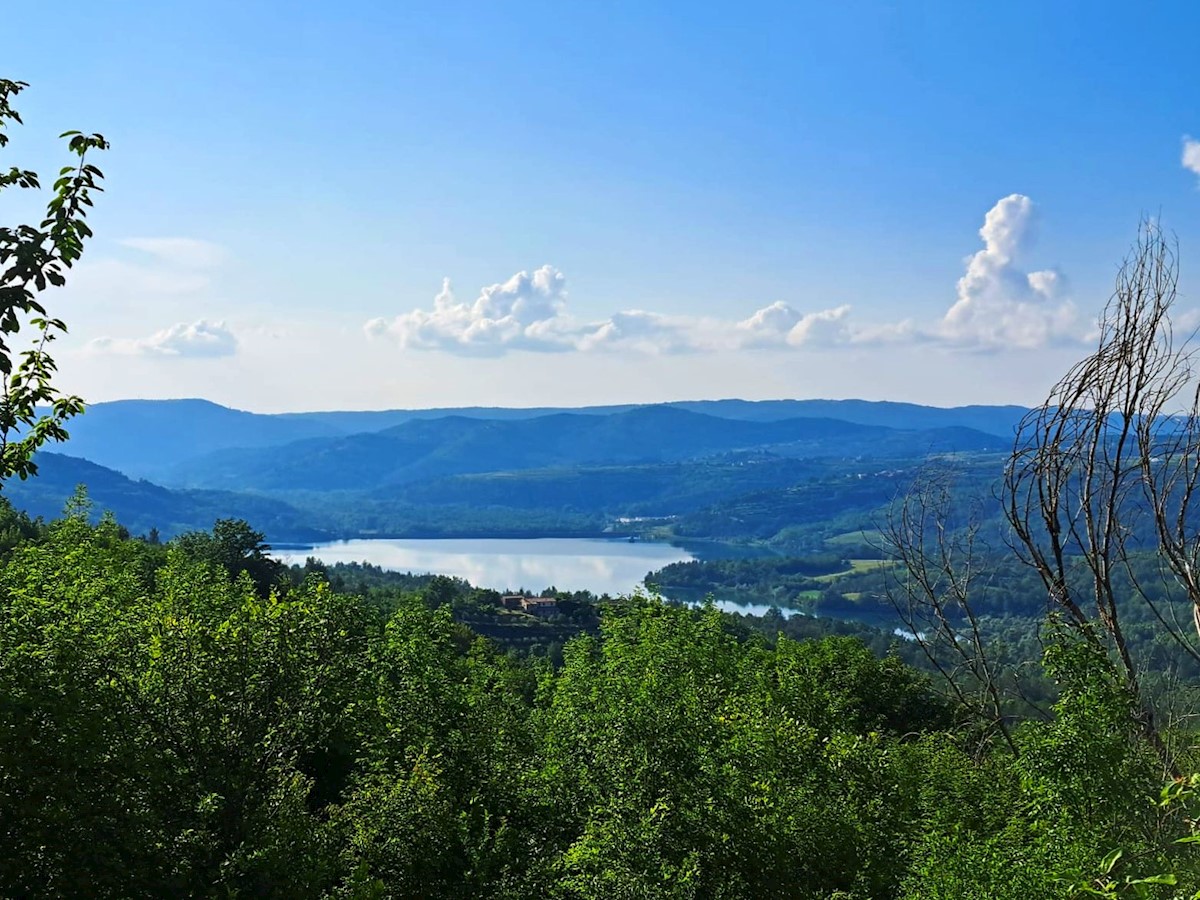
<box><xmin>734</xmin><ymin>301</ymin><xmax>804</xmax><ymax>346</ymax></box>
<box><xmin>367</xmin><ymin>197</ymin><xmax>1086</xmax><ymax>359</ymax></box>
<box><xmin>732</xmin><ymin>301</ymin><xmax>914</xmax><ymax>348</ymax></box>
<box><xmin>366</xmin><ymin>268</ymin><xmax>875</xmax><ymax>357</ymax></box>
<box><xmin>937</xmin><ymin>194</ymin><xmax>1079</xmax><ymax>350</ymax></box>
<box><xmin>365</xmin><ymin>265</ymin><xmax>576</xmax><ymax>355</ymax></box>
<box><xmin>789</xmin><ymin>305</ymin><xmax>856</xmax><ymax>346</ymax></box>
<box><xmin>578</xmin><ymin>310</ymin><xmax>702</xmax><ymax>354</ymax></box>
<box><xmin>732</xmin><ymin>302</ymin><xmax>854</xmax><ymax>347</ymax></box>
<box><xmin>118</xmin><ymin>237</ymin><xmax>228</xmax><ymax>269</ymax></box>
<box><xmin>89</xmin><ymin>320</ymin><xmax>238</xmax><ymax>358</ymax></box>
<box><xmin>1184</xmin><ymin>136</ymin><xmax>1200</xmax><ymax>184</ymax></box>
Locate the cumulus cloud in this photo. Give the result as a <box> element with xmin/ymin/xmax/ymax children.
<box><xmin>731</xmin><ymin>302</ymin><xmax>852</xmax><ymax>347</ymax></box>
<box><xmin>578</xmin><ymin>310</ymin><xmax>702</xmax><ymax>354</ymax></box>
<box><xmin>734</xmin><ymin>301</ymin><xmax>804</xmax><ymax>347</ymax></box>
<box><xmin>732</xmin><ymin>301</ymin><xmax>915</xmax><ymax>348</ymax></box>
<box><xmin>368</xmin><ymin>197</ymin><xmax>1087</xmax><ymax>358</ymax></box>
<box><xmin>366</xmin><ymin>268</ymin><xmax>875</xmax><ymax>357</ymax></box>
<box><xmin>938</xmin><ymin>194</ymin><xmax>1078</xmax><ymax>350</ymax></box>
<box><xmin>789</xmin><ymin>305</ymin><xmax>856</xmax><ymax>346</ymax></box>
<box><xmin>1184</xmin><ymin>137</ymin><xmax>1200</xmax><ymax>184</ymax></box>
<box><xmin>89</xmin><ymin>320</ymin><xmax>238</xmax><ymax>358</ymax></box>
<box><xmin>366</xmin><ymin>265</ymin><xmax>576</xmax><ymax>355</ymax></box>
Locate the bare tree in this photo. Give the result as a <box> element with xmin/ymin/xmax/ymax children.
<box><xmin>1003</xmin><ymin>221</ymin><xmax>1200</xmax><ymax>770</ymax></box>
<box><xmin>888</xmin><ymin>221</ymin><xmax>1200</xmax><ymax>772</ymax></box>
<box><xmin>881</xmin><ymin>465</ymin><xmax>1022</xmax><ymax>757</ymax></box>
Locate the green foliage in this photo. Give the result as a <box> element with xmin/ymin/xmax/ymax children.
<box><xmin>0</xmin><ymin>80</ymin><xmax>107</xmax><ymax>482</ymax></box>
<box><xmin>0</xmin><ymin>513</ymin><xmax>375</xmax><ymax>895</ymax></box>
<box><xmin>650</xmin><ymin>554</ymin><xmax>851</xmax><ymax>610</ymax></box>
<box><xmin>1</xmin><ymin>512</ymin><xmax>1198</xmax><ymax>896</ymax></box>
<box><xmin>528</xmin><ymin>600</ymin><xmax>937</xmax><ymax>898</ymax></box>
<box><xmin>172</xmin><ymin>518</ymin><xmax>286</xmax><ymax>597</ymax></box>
<box><xmin>898</xmin><ymin>628</ymin><xmax>1200</xmax><ymax>899</ymax></box>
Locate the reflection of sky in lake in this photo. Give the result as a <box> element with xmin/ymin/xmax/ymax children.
<box><xmin>273</xmin><ymin>537</ymin><xmax>696</xmax><ymax>596</ymax></box>
<box><xmin>704</xmin><ymin>600</ymin><xmax>805</xmax><ymax>618</ymax></box>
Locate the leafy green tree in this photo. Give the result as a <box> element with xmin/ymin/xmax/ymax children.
<box><xmin>0</xmin><ymin>513</ymin><xmax>384</xmax><ymax>896</ymax></box>
<box><xmin>0</xmin><ymin>512</ymin><xmax>168</xmax><ymax>895</ymax></box>
<box><xmin>173</xmin><ymin>517</ymin><xmax>284</xmax><ymax>596</ymax></box>
<box><xmin>0</xmin><ymin>79</ymin><xmax>107</xmax><ymax>482</ymax></box>
<box><xmin>532</xmin><ymin>599</ymin><xmax>935</xmax><ymax>899</ymax></box>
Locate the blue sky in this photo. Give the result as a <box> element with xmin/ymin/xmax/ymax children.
<box><xmin>4</xmin><ymin>0</ymin><xmax>1200</xmax><ymax>411</ymax></box>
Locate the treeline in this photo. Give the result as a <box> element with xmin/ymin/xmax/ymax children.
<box><xmin>653</xmin><ymin>554</ymin><xmax>850</xmax><ymax>588</ymax></box>
<box><xmin>650</xmin><ymin>554</ymin><xmax>847</xmax><ymax>613</ymax></box>
<box><xmin>286</xmin><ymin>496</ymin><xmax>611</xmax><ymax>539</ymax></box>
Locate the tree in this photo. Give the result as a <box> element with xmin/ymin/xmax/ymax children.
<box><xmin>887</xmin><ymin>221</ymin><xmax>1200</xmax><ymax>773</ymax></box>
<box><xmin>881</xmin><ymin>467</ymin><xmax>1023</xmax><ymax>757</ymax></box>
<box><xmin>0</xmin><ymin>79</ymin><xmax>108</xmax><ymax>484</ymax></box>
<box><xmin>1003</xmin><ymin>221</ymin><xmax>1197</xmax><ymax>769</ymax></box>
<box><xmin>173</xmin><ymin>518</ymin><xmax>284</xmax><ymax>597</ymax></box>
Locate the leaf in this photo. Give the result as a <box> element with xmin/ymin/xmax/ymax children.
<box><xmin>1101</xmin><ymin>849</ymin><xmax>1123</xmax><ymax>875</ymax></box>
<box><xmin>1129</xmin><ymin>874</ymin><xmax>1177</xmax><ymax>886</ymax></box>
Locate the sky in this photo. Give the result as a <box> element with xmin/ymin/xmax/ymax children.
<box><xmin>4</xmin><ymin>0</ymin><xmax>1200</xmax><ymax>412</ymax></box>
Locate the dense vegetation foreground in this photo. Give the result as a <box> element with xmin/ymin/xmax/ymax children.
<box><xmin>0</xmin><ymin>505</ymin><xmax>1196</xmax><ymax>898</ymax></box>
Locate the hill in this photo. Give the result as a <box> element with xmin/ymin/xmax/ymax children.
<box><xmin>165</xmin><ymin>406</ymin><xmax>1007</xmax><ymax>493</ymax></box>
<box><xmin>55</xmin><ymin>398</ymin><xmax>1026</xmax><ymax>480</ymax></box>
<box><xmin>56</xmin><ymin>399</ymin><xmax>341</xmax><ymax>480</ymax></box>
<box><xmin>3</xmin><ymin>452</ymin><xmax>327</xmax><ymax>541</ymax></box>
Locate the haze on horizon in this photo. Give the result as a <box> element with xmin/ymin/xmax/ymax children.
<box><xmin>6</xmin><ymin>1</ymin><xmax>1200</xmax><ymax>414</ymax></box>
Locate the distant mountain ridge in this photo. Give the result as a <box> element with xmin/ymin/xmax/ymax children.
<box><xmin>278</xmin><ymin>398</ymin><xmax>1029</xmax><ymax>435</ymax></box>
<box><xmin>9</xmin><ymin>397</ymin><xmax>1024</xmax><ymax>543</ymax></box>
<box><xmin>53</xmin><ymin>399</ymin><xmax>341</xmax><ymax>479</ymax></box>
<box><xmin>57</xmin><ymin>397</ymin><xmax>1028</xmax><ymax>480</ymax></box>
<box><xmin>164</xmin><ymin>406</ymin><xmax>1007</xmax><ymax>493</ymax></box>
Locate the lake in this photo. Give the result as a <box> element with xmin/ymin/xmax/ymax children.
<box><xmin>273</xmin><ymin>537</ymin><xmax>695</xmax><ymax>597</ymax></box>
<box><xmin>273</xmin><ymin>536</ymin><xmax>801</xmax><ymax>618</ymax></box>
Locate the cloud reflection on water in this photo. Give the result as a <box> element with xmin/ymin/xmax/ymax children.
<box><xmin>273</xmin><ymin>537</ymin><xmax>694</xmax><ymax>597</ymax></box>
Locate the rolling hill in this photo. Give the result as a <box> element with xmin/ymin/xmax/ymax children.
<box><xmin>18</xmin><ymin>398</ymin><xmax>1027</xmax><ymax>544</ymax></box>
<box><xmin>164</xmin><ymin>406</ymin><xmax>1008</xmax><ymax>493</ymax></box>
<box><xmin>3</xmin><ymin>453</ymin><xmax>327</xmax><ymax>541</ymax></box>
<box><xmin>53</xmin><ymin>397</ymin><xmax>1026</xmax><ymax>481</ymax></box>
<box><xmin>55</xmin><ymin>399</ymin><xmax>342</xmax><ymax>480</ymax></box>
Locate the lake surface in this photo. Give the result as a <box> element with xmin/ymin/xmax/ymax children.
<box><xmin>273</xmin><ymin>537</ymin><xmax>696</xmax><ymax>597</ymax></box>
<box><xmin>273</xmin><ymin>536</ymin><xmax>801</xmax><ymax>618</ymax></box>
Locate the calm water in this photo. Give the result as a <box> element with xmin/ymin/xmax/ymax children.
<box><xmin>273</xmin><ymin>536</ymin><xmax>803</xmax><ymax>619</ymax></box>
<box><xmin>273</xmin><ymin>537</ymin><xmax>695</xmax><ymax>597</ymax></box>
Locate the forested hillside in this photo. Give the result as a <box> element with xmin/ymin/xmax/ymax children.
<box><xmin>1</xmin><ymin>452</ymin><xmax>326</xmax><ymax>540</ymax></box>
<box><xmin>5</xmin><ymin>404</ymin><xmax>1018</xmax><ymax>546</ymax></box>
<box><xmin>2</xmin><ymin>505</ymin><xmax>1198</xmax><ymax>897</ymax></box>
<box><xmin>163</xmin><ymin>407</ymin><xmax>1004</xmax><ymax>492</ymax></box>
<box><xmin>55</xmin><ymin>398</ymin><xmax>1026</xmax><ymax>481</ymax></box>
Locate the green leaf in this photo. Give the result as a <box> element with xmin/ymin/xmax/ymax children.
<box><xmin>1101</xmin><ymin>849</ymin><xmax>1123</xmax><ymax>875</ymax></box>
<box><xmin>1129</xmin><ymin>874</ymin><xmax>1177</xmax><ymax>886</ymax></box>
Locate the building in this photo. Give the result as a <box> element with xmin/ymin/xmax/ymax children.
<box><xmin>520</xmin><ymin>597</ymin><xmax>558</xmax><ymax>617</ymax></box>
